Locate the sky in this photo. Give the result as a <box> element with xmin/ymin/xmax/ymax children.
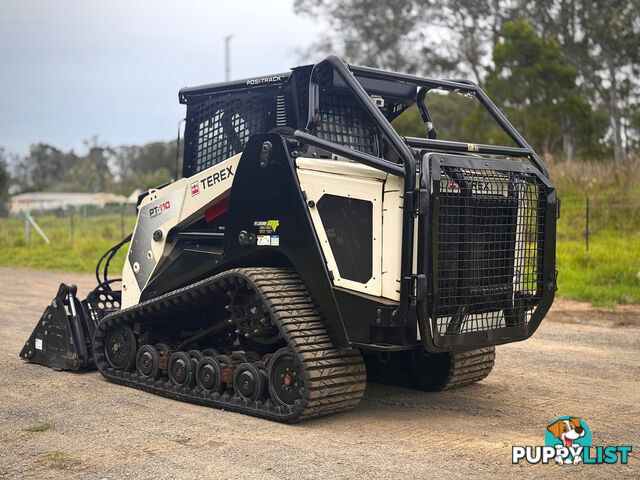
<box><xmin>0</xmin><ymin>0</ymin><xmax>322</xmax><ymax>155</ymax></box>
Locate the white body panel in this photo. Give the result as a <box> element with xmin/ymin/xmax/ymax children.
<box><xmin>121</xmin><ymin>154</ymin><xmax>241</xmax><ymax>308</ymax></box>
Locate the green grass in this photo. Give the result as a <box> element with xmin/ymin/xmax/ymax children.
<box><xmin>551</xmin><ymin>159</ymin><xmax>640</xmax><ymax>306</ymax></box>
<box><xmin>33</xmin><ymin>450</ymin><xmax>73</xmax><ymax>467</ymax></box>
<box><xmin>23</xmin><ymin>422</ymin><xmax>54</xmax><ymax>433</ymax></box>
<box><xmin>0</xmin><ymin>214</ymin><xmax>136</xmax><ymax>274</ymax></box>
<box><xmin>557</xmin><ymin>232</ymin><xmax>640</xmax><ymax>306</ymax></box>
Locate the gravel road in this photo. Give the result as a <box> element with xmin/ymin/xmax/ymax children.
<box><xmin>0</xmin><ymin>268</ymin><xmax>638</xmax><ymax>479</ymax></box>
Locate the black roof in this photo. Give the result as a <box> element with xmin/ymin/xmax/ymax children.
<box><xmin>178</xmin><ymin>71</ymin><xmax>295</xmax><ymax>104</ymax></box>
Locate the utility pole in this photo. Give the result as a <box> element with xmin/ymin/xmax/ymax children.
<box><xmin>224</xmin><ymin>34</ymin><xmax>233</xmax><ymax>81</ymax></box>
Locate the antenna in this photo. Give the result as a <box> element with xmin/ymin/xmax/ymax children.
<box><xmin>224</xmin><ymin>34</ymin><xmax>233</xmax><ymax>81</ymax></box>
<box><xmin>175</xmin><ymin>118</ymin><xmax>185</xmax><ymax>181</ymax></box>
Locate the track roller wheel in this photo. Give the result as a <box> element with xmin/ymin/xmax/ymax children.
<box><xmin>187</xmin><ymin>349</ymin><xmax>203</xmax><ymax>370</ymax></box>
<box><xmin>154</xmin><ymin>343</ymin><xmax>172</xmax><ymax>357</ymax></box>
<box><xmin>362</xmin><ymin>350</ymin><xmax>402</xmax><ymax>380</ymax></box>
<box><xmin>195</xmin><ymin>356</ymin><xmax>224</xmax><ymax>393</ymax></box>
<box><xmin>168</xmin><ymin>351</ymin><xmax>194</xmax><ymax>387</ymax></box>
<box><xmin>136</xmin><ymin>345</ymin><xmax>160</xmax><ymax>380</ymax></box>
<box><xmin>187</xmin><ymin>349</ymin><xmax>204</xmax><ymax>361</ymax></box>
<box><xmin>231</xmin><ymin>352</ymin><xmax>248</xmax><ymax>364</ymax></box>
<box><xmin>233</xmin><ymin>362</ymin><xmax>266</xmax><ymax>401</ymax></box>
<box><xmin>104</xmin><ymin>323</ymin><xmax>137</xmax><ymax>371</ymax></box>
<box><xmin>216</xmin><ymin>354</ymin><xmax>233</xmax><ymax>367</ymax></box>
<box><xmin>244</xmin><ymin>351</ymin><xmax>260</xmax><ymax>363</ymax></box>
<box><xmin>202</xmin><ymin>348</ymin><xmax>220</xmax><ymax>357</ymax></box>
<box><xmin>268</xmin><ymin>347</ymin><xmax>303</xmax><ymax>407</ymax></box>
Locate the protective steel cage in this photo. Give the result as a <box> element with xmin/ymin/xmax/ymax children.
<box><xmin>424</xmin><ymin>155</ymin><xmax>557</xmax><ymax>350</ymax></box>
<box><xmin>182</xmin><ymin>91</ymin><xmax>277</xmax><ymax>176</ymax></box>
<box><xmin>316</xmin><ymin>93</ymin><xmax>380</xmax><ymax>156</ymax></box>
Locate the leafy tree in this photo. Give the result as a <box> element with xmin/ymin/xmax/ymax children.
<box><xmin>479</xmin><ymin>19</ymin><xmax>595</xmax><ymax>159</ymax></box>
<box><xmin>628</xmin><ymin>101</ymin><xmax>640</xmax><ymax>153</ymax></box>
<box><xmin>115</xmin><ymin>141</ymin><xmax>178</xmax><ymax>177</ymax></box>
<box><xmin>293</xmin><ymin>0</ymin><xmax>640</xmax><ymax>161</ymax></box>
<box><xmin>16</xmin><ymin>143</ymin><xmax>80</xmax><ymax>190</ymax></box>
<box><xmin>294</xmin><ymin>0</ymin><xmax>516</xmax><ymax>79</ymax></box>
<box><xmin>521</xmin><ymin>0</ymin><xmax>640</xmax><ymax>165</ymax></box>
<box><xmin>57</xmin><ymin>137</ymin><xmax>114</xmax><ymax>192</ymax></box>
<box><xmin>294</xmin><ymin>0</ymin><xmax>430</xmax><ymax>74</ymax></box>
<box><xmin>0</xmin><ymin>148</ymin><xmax>10</xmax><ymax>216</ymax></box>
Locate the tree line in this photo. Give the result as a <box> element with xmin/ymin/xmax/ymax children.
<box><xmin>1</xmin><ymin>1</ymin><xmax>638</xmax><ymax>213</ymax></box>
<box><xmin>294</xmin><ymin>0</ymin><xmax>640</xmax><ymax>164</ymax></box>
<box><xmin>0</xmin><ymin>138</ymin><xmax>180</xmax><ymax>215</ymax></box>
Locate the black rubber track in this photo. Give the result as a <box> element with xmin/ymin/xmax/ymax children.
<box><xmin>442</xmin><ymin>347</ymin><xmax>495</xmax><ymax>390</ymax></box>
<box><xmin>93</xmin><ymin>268</ymin><xmax>366</xmax><ymax>423</ymax></box>
<box><xmin>365</xmin><ymin>346</ymin><xmax>495</xmax><ymax>391</ymax></box>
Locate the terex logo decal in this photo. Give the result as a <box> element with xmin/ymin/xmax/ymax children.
<box><xmin>200</xmin><ymin>166</ymin><xmax>234</xmax><ymax>190</ymax></box>
<box><xmin>149</xmin><ymin>201</ymin><xmax>171</xmax><ymax>218</ymax></box>
<box><xmin>190</xmin><ymin>181</ymin><xmax>200</xmax><ymax>196</ymax></box>
<box><xmin>469</xmin><ymin>180</ymin><xmax>490</xmax><ymax>192</ymax></box>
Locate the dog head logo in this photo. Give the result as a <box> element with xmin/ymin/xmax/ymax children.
<box><xmin>547</xmin><ymin>417</ymin><xmax>585</xmax><ymax>448</ymax></box>
<box><xmin>544</xmin><ymin>416</ymin><xmax>592</xmax><ymax>464</ymax></box>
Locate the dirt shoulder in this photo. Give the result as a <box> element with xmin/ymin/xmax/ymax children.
<box><xmin>0</xmin><ymin>268</ymin><xmax>637</xmax><ymax>479</ymax></box>
<box><xmin>548</xmin><ymin>297</ymin><xmax>640</xmax><ymax>327</ymax></box>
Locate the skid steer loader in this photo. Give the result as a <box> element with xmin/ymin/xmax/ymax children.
<box><xmin>20</xmin><ymin>56</ymin><xmax>557</xmax><ymax>422</ymax></box>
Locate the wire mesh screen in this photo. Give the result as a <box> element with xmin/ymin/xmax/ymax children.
<box><xmin>316</xmin><ymin>94</ymin><xmax>379</xmax><ymax>156</ymax></box>
<box><xmin>433</xmin><ymin>166</ymin><xmax>546</xmax><ymax>336</ymax></box>
<box><xmin>183</xmin><ymin>93</ymin><xmax>275</xmax><ymax>176</ymax></box>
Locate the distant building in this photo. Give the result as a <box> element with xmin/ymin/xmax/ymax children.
<box><xmin>127</xmin><ymin>188</ymin><xmax>144</xmax><ymax>203</ymax></box>
<box><xmin>10</xmin><ymin>192</ymin><xmax>132</xmax><ymax>214</ymax></box>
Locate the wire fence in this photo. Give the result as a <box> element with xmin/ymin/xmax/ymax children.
<box><xmin>4</xmin><ymin>195</ymin><xmax>639</xmax><ymax>250</ymax></box>
<box><xmin>557</xmin><ymin>195</ymin><xmax>640</xmax><ymax>251</ymax></box>
<box><xmin>16</xmin><ymin>204</ymin><xmax>138</xmax><ymax>245</ymax></box>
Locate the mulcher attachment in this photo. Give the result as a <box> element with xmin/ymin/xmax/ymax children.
<box><xmin>20</xmin><ymin>284</ymin><xmax>95</xmax><ymax>370</ymax></box>
<box><xmin>20</xmin><ymin>283</ymin><xmax>121</xmax><ymax>371</ymax></box>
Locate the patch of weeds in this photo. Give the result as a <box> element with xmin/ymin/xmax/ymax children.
<box><xmin>33</xmin><ymin>451</ymin><xmax>72</xmax><ymax>467</ymax></box>
<box><xmin>23</xmin><ymin>422</ymin><xmax>54</xmax><ymax>433</ymax></box>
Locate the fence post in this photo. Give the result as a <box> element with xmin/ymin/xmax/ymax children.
<box><xmin>70</xmin><ymin>209</ymin><xmax>74</xmax><ymax>245</ymax></box>
<box><xmin>25</xmin><ymin>211</ymin><xmax>50</xmax><ymax>244</ymax></box>
<box><xmin>120</xmin><ymin>204</ymin><xmax>125</xmax><ymax>239</ymax></box>
<box><xmin>25</xmin><ymin>210</ymin><xmax>30</xmax><ymax>245</ymax></box>
<box><xmin>585</xmin><ymin>195</ymin><xmax>589</xmax><ymax>252</ymax></box>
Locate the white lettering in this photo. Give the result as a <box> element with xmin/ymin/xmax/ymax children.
<box><xmin>512</xmin><ymin>446</ymin><xmax>526</xmax><ymax>464</ymax></box>
<box><xmin>526</xmin><ymin>446</ymin><xmax>542</xmax><ymax>463</ymax></box>
<box><xmin>541</xmin><ymin>446</ymin><xmax>558</xmax><ymax>463</ymax></box>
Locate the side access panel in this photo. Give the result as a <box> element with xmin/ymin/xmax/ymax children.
<box><xmin>296</xmin><ymin>158</ymin><xmax>384</xmax><ymax>297</ymax></box>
